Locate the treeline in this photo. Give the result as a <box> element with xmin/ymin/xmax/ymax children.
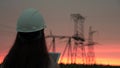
<box><xmin>59</xmin><ymin>63</ymin><xmax>120</xmax><ymax>68</ymax></box>
<box><xmin>0</xmin><ymin>63</ymin><xmax>120</xmax><ymax>68</ymax></box>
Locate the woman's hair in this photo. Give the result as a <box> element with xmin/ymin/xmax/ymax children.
<box><xmin>2</xmin><ymin>29</ymin><xmax>50</xmax><ymax>68</ymax></box>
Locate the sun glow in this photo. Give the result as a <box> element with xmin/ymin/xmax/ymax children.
<box><xmin>96</xmin><ymin>58</ymin><xmax>120</xmax><ymax>66</ymax></box>
<box><xmin>58</xmin><ymin>57</ymin><xmax>120</xmax><ymax>66</ymax></box>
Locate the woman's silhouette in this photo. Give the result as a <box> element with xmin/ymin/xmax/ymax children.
<box><xmin>2</xmin><ymin>8</ymin><xmax>59</xmax><ymax>68</ymax></box>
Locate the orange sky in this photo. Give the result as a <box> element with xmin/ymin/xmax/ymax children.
<box><xmin>0</xmin><ymin>44</ymin><xmax>120</xmax><ymax>66</ymax></box>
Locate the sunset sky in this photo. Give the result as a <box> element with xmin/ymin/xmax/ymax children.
<box><xmin>0</xmin><ymin>0</ymin><xmax>120</xmax><ymax>66</ymax></box>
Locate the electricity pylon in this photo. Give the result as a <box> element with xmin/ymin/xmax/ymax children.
<box><xmin>86</xmin><ymin>26</ymin><xmax>97</xmax><ymax>64</ymax></box>
<box><xmin>71</xmin><ymin>14</ymin><xmax>86</xmax><ymax>64</ymax></box>
<box><xmin>46</xmin><ymin>13</ymin><xmax>87</xmax><ymax>64</ymax></box>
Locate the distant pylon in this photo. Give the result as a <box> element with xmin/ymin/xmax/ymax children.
<box><xmin>87</xmin><ymin>26</ymin><xmax>96</xmax><ymax>64</ymax></box>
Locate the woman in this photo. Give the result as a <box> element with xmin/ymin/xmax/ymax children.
<box><xmin>2</xmin><ymin>8</ymin><xmax>59</xmax><ymax>68</ymax></box>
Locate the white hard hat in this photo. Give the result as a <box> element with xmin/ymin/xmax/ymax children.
<box><xmin>17</xmin><ymin>8</ymin><xmax>46</xmax><ymax>32</ymax></box>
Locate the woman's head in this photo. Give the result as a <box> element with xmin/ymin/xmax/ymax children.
<box><xmin>2</xmin><ymin>8</ymin><xmax>50</xmax><ymax>68</ymax></box>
